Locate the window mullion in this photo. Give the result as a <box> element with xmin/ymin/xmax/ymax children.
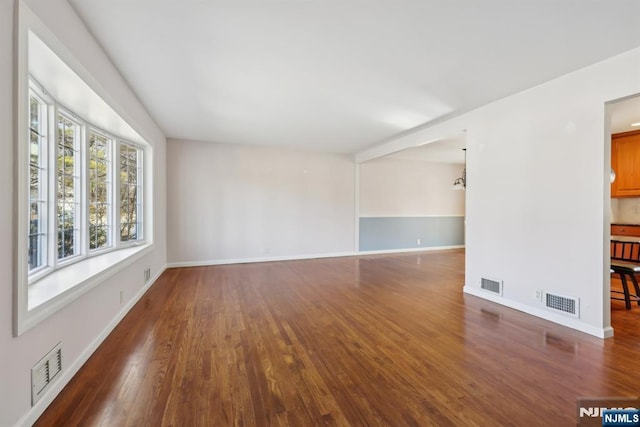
<box><xmin>114</xmin><ymin>141</ymin><xmax>121</xmax><ymax>248</ymax></box>
<box><xmin>109</xmin><ymin>139</ymin><xmax>116</xmax><ymax>249</ymax></box>
<box><xmin>81</xmin><ymin>124</ymin><xmax>89</xmax><ymax>257</ymax></box>
<box><xmin>49</xmin><ymin>104</ymin><xmax>59</xmax><ymax>270</ymax></box>
<box><xmin>41</xmin><ymin>97</ymin><xmax>50</xmax><ymax>271</ymax></box>
<box><xmin>137</xmin><ymin>146</ymin><xmax>143</xmax><ymax>241</ymax></box>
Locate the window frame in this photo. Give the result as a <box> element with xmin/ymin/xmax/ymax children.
<box><xmin>87</xmin><ymin>127</ymin><xmax>114</xmax><ymax>253</ymax></box>
<box><xmin>26</xmin><ymin>77</ymin><xmax>147</xmax><ymax>287</ymax></box>
<box><xmin>27</xmin><ymin>84</ymin><xmax>51</xmax><ymax>279</ymax></box>
<box><xmin>118</xmin><ymin>142</ymin><xmax>144</xmax><ymax>244</ymax></box>
<box><xmin>55</xmin><ymin>108</ymin><xmax>83</xmax><ymax>265</ymax></box>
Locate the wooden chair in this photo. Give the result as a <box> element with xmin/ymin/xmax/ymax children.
<box><xmin>610</xmin><ymin>240</ymin><xmax>640</xmax><ymax>309</ymax></box>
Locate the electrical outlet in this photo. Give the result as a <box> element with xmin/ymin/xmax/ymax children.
<box><xmin>144</xmin><ymin>267</ymin><xmax>151</xmax><ymax>283</ymax></box>
<box><xmin>119</xmin><ymin>290</ymin><xmax>124</xmax><ymax>304</ymax></box>
<box><xmin>535</xmin><ymin>290</ymin><xmax>543</xmax><ymax>301</ymax></box>
<box><xmin>416</xmin><ymin>238</ymin><xmax>421</xmax><ymax>245</ymax></box>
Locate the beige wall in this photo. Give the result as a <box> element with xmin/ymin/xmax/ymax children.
<box><xmin>360</xmin><ymin>157</ymin><xmax>465</xmax><ymax>217</ymax></box>
<box><xmin>612</xmin><ymin>197</ymin><xmax>640</xmax><ymax>224</ymax></box>
<box><xmin>167</xmin><ymin>139</ymin><xmax>356</xmax><ymax>265</ymax></box>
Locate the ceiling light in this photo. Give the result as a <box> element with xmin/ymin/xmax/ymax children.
<box><xmin>631</xmin><ymin>122</ymin><xmax>640</xmax><ymax>127</ymax></box>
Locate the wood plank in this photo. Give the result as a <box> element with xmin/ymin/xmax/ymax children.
<box><xmin>35</xmin><ymin>250</ymin><xmax>639</xmax><ymax>426</ymax></box>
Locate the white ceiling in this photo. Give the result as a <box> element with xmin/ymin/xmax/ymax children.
<box><xmin>610</xmin><ymin>95</ymin><xmax>640</xmax><ymax>134</ymax></box>
<box><xmin>378</xmin><ymin>93</ymin><xmax>640</xmax><ymax>165</ymax></box>
<box><xmin>387</xmin><ymin>137</ymin><xmax>467</xmax><ymax>164</ymax></box>
<box><xmin>68</xmin><ymin>0</ymin><xmax>640</xmax><ymax>154</ymax></box>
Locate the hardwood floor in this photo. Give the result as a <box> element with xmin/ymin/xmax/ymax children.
<box><xmin>36</xmin><ymin>249</ymin><xmax>640</xmax><ymax>426</ymax></box>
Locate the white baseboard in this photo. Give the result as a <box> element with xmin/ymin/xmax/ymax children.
<box><xmin>167</xmin><ymin>252</ymin><xmax>358</xmax><ymax>268</ymax></box>
<box><xmin>463</xmin><ymin>286</ymin><xmax>614</xmax><ymax>339</ymax></box>
<box><xmin>167</xmin><ymin>245</ymin><xmax>466</xmax><ymax>268</ymax></box>
<box><xmin>14</xmin><ymin>265</ymin><xmax>167</xmax><ymax>427</ymax></box>
<box><xmin>359</xmin><ymin>245</ymin><xmax>465</xmax><ymax>255</ymax></box>
<box><xmin>359</xmin><ymin>214</ymin><xmax>465</xmax><ymax>218</ymax></box>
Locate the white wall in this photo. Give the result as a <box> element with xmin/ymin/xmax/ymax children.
<box><xmin>359</xmin><ymin>157</ymin><xmax>465</xmax><ymax>217</ymax></box>
<box><xmin>1</xmin><ymin>1</ymin><xmax>167</xmax><ymax>426</ymax></box>
<box><xmin>167</xmin><ymin>139</ymin><xmax>355</xmax><ymax>265</ymax></box>
<box><xmin>357</xmin><ymin>47</ymin><xmax>640</xmax><ymax>338</ymax></box>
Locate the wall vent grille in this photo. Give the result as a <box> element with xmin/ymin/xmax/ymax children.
<box><xmin>545</xmin><ymin>293</ymin><xmax>579</xmax><ymax>317</ymax></box>
<box><xmin>480</xmin><ymin>277</ymin><xmax>503</xmax><ymax>296</ymax></box>
<box><xmin>31</xmin><ymin>342</ymin><xmax>62</xmax><ymax>405</ymax></box>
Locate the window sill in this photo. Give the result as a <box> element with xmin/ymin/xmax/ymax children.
<box><xmin>24</xmin><ymin>244</ymin><xmax>152</xmax><ymax>331</ymax></box>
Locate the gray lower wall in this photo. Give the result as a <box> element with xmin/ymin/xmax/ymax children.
<box><xmin>359</xmin><ymin>216</ymin><xmax>464</xmax><ymax>251</ymax></box>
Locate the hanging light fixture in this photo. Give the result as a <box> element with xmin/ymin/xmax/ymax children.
<box><xmin>453</xmin><ymin>148</ymin><xmax>466</xmax><ymax>190</ymax></box>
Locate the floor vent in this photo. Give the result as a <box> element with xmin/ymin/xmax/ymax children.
<box><xmin>545</xmin><ymin>292</ymin><xmax>579</xmax><ymax>318</ymax></box>
<box><xmin>480</xmin><ymin>277</ymin><xmax>503</xmax><ymax>296</ymax></box>
<box><xmin>31</xmin><ymin>342</ymin><xmax>62</xmax><ymax>405</ymax></box>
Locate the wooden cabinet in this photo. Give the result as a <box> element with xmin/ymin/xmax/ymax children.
<box><xmin>612</xmin><ymin>130</ymin><xmax>640</xmax><ymax>197</ymax></box>
<box><xmin>612</xmin><ymin>224</ymin><xmax>640</xmax><ymax>237</ymax></box>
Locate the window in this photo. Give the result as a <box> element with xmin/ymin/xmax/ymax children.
<box><xmin>56</xmin><ymin>112</ymin><xmax>81</xmax><ymax>260</ymax></box>
<box><xmin>119</xmin><ymin>143</ymin><xmax>142</xmax><ymax>242</ymax></box>
<box><xmin>27</xmin><ymin>79</ymin><xmax>145</xmax><ymax>285</ymax></box>
<box><xmin>88</xmin><ymin>130</ymin><xmax>112</xmax><ymax>250</ymax></box>
<box><xmin>28</xmin><ymin>92</ymin><xmax>48</xmax><ymax>272</ymax></box>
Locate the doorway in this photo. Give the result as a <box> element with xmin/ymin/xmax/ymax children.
<box><xmin>356</xmin><ymin>135</ymin><xmax>467</xmax><ymax>254</ymax></box>
<box><xmin>608</xmin><ymin>94</ymin><xmax>640</xmax><ymax>336</ymax></box>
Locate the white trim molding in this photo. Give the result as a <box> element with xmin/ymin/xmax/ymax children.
<box><xmin>167</xmin><ymin>246</ymin><xmax>466</xmax><ymax>268</ymax></box>
<box><xmin>359</xmin><ymin>245</ymin><xmax>465</xmax><ymax>255</ymax></box>
<box><xmin>167</xmin><ymin>252</ymin><xmax>359</xmax><ymax>268</ymax></box>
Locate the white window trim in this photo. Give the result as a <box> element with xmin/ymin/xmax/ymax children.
<box><xmin>26</xmin><ymin>82</ymin><xmax>147</xmax><ymax>284</ymax></box>
<box><xmin>87</xmin><ymin>127</ymin><xmax>114</xmax><ymax>253</ymax></box>
<box><xmin>118</xmin><ymin>142</ymin><xmax>144</xmax><ymax>244</ymax></box>
<box><xmin>55</xmin><ymin>108</ymin><xmax>83</xmax><ymax>264</ymax></box>
<box><xmin>14</xmin><ymin>6</ymin><xmax>153</xmax><ymax>337</ymax></box>
<box><xmin>28</xmin><ymin>85</ymin><xmax>51</xmax><ymax>279</ymax></box>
